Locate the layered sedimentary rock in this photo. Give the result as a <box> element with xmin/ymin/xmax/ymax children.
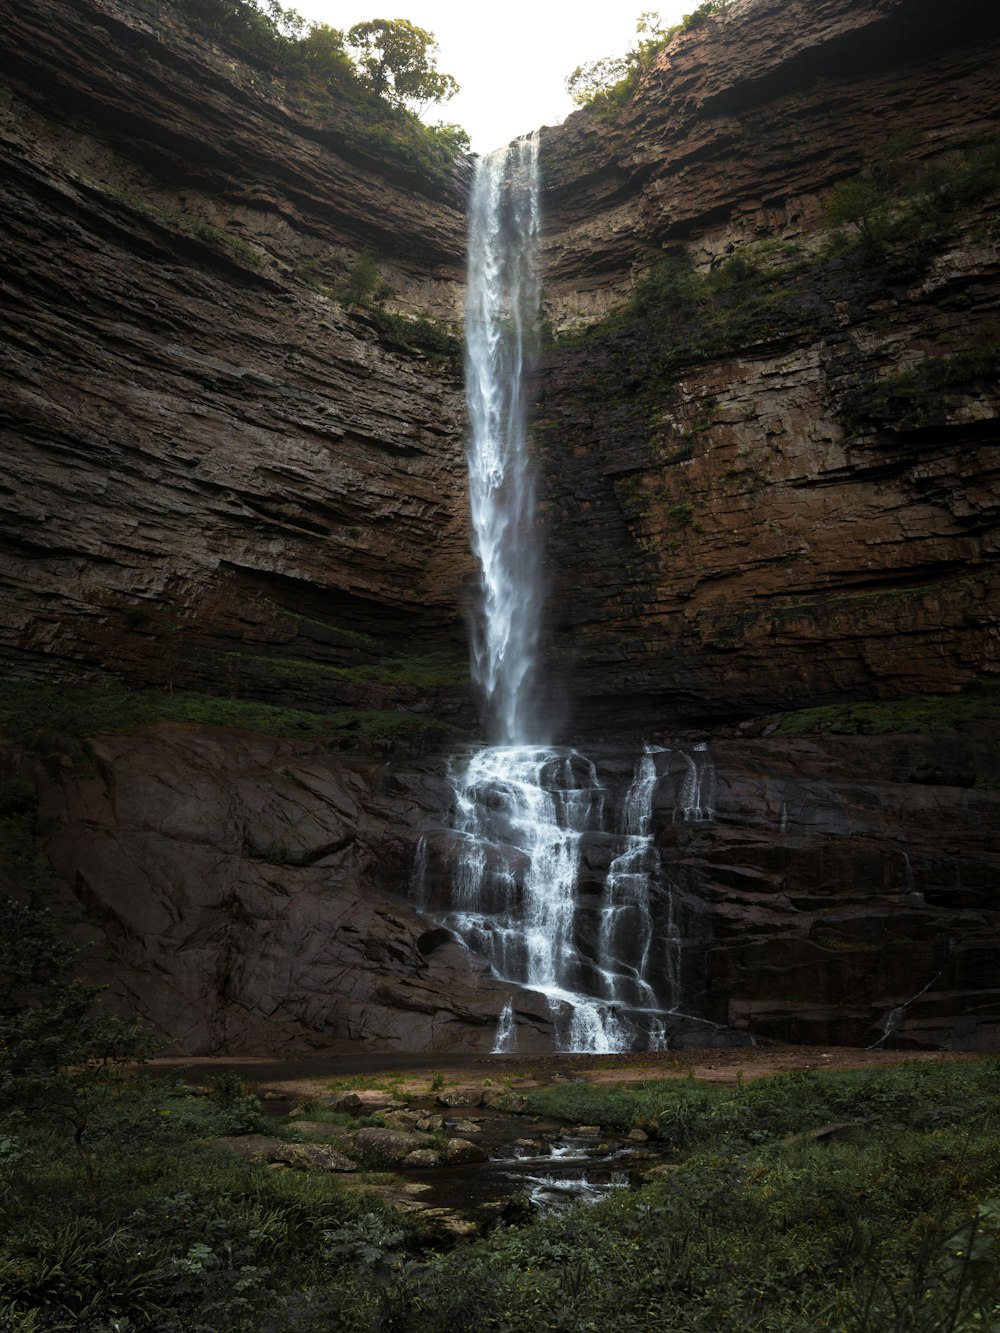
<box><xmin>2</xmin><ymin>0</ymin><xmax>998</xmax><ymax>1052</ymax></box>
<box><xmin>535</xmin><ymin>0</ymin><xmax>1000</xmax><ymax>726</ymax></box>
<box><xmin>0</xmin><ymin>0</ymin><xmax>473</xmax><ymax>713</ymax></box>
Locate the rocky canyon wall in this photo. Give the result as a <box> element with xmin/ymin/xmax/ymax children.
<box><xmin>0</xmin><ymin>0</ymin><xmax>474</xmax><ymax>726</ymax></box>
<box><xmin>1</xmin><ymin>0</ymin><xmax>997</xmax><ymax>1054</ymax></box>
<box><xmin>535</xmin><ymin>0</ymin><xmax>999</xmax><ymax>728</ymax></box>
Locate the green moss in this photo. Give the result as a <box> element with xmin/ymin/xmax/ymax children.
<box><xmin>770</xmin><ymin>682</ymin><xmax>1000</xmax><ymax>737</ymax></box>
<box><xmin>0</xmin><ymin>678</ymin><xmax>452</xmax><ymax>751</ymax></box>
<box><xmin>101</xmin><ymin>186</ymin><xmax>268</xmax><ymax>272</ymax></box>
<box><xmin>225</xmin><ymin>650</ymin><xmax>467</xmax><ymax>689</ymax></box>
<box><xmin>841</xmin><ymin>344</ymin><xmax>1000</xmax><ymax>432</ymax></box>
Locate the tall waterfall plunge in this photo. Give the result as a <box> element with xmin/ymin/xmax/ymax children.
<box><xmin>465</xmin><ymin>135</ymin><xmax>542</xmax><ymax>745</ymax></box>
<box><xmin>437</xmin><ymin>138</ymin><xmax>716</xmax><ymax>1053</ymax></box>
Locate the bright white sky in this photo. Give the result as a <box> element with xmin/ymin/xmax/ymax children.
<box><xmin>296</xmin><ymin>2</ymin><xmax>696</xmax><ymax>153</ymax></box>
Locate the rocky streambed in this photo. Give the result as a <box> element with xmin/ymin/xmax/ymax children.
<box><xmin>216</xmin><ymin>1081</ymin><xmax>660</xmax><ymax>1235</ymax></box>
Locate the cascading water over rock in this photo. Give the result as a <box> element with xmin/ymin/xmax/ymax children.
<box><xmin>438</xmin><ymin>136</ymin><xmax>718</xmax><ymax>1053</ymax></box>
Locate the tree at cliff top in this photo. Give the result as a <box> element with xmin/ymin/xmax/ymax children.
<box><xmin>170</xmin><ymin>0</ymin><xmax>469</xmax><ymax>167</ymax></box>
<box><xmin>346</xmin><ymin>18</ymin><xmax>458</xmax><ymax>114</ymax></box>
<box><xmin>566</xmin><ymin>1</ymin><xmax>735</xmax><ymax>109</ymax></box>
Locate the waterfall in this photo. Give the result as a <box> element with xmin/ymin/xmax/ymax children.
<box><xmin>464</xmin><ymin>134</ymin><xmax>542</xmax><ymax>746</ymax></box>
<box><xmin>436</xmin><ymin>135</ymin><xmax>715</xmax><ymax>1053</ymax></box>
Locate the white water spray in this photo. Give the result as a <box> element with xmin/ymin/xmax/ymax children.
<box><xmin>465</xmin><ymin>135</ymin><xmax>542</xmax><ymax>745</ymax></box>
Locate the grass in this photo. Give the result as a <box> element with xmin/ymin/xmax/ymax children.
<box><xmin>1</xmin><ymin>1061</ymin><xmax>998</xmax><ymax>1329</ymax></box>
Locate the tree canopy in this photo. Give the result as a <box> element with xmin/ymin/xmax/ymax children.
<box><xmin>346</xmin><ymin>19</ymin><xmax>458</xmax><ymax>113</ymax></box>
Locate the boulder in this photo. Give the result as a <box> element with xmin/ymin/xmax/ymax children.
<box><xmin>402</xmin><ymin>1149</ymin><xmax>442</xmax><ymax>1169</ymax></box>
<box><xmin>272</xmin><ymin>1143</ymin><xmax>357</xmax><ymax>1172</ymax></box>
<box><xmin>352</xmin><ymin>1128</ymin><xmax>431</xmax><ymax>1168</ymax></box>
<box><xmin>436</xmin><ymin>1087</ymin><xmax>484</xmax><ymax>1108</ymax></box>
<box><xmin>444</xmin><ymin>1137</ymin><xmax>489</xmax><ymax>1165</ymax></box>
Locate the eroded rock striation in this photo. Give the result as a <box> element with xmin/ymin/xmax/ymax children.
<box><xmin>33</xmin><ymin>724</ymin><xmax>557</xmax><ymax>1053</ymax></box>
<box><xmin>1</xmin><ymin>0</ymin><xmax>998</xmax><ymax>1052</ymax></box>
<box><xmin>0</xmin><ymin>0</ymin><xmax>474</xmax><ymax>715</ymax></box>
<box><xmin>535</xmin><ymin>0</ymin><xmax>999</xmax><ymax>726</ymax></box>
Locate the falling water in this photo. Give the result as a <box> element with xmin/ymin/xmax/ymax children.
<box><xmin>464</xmin><ymin>134</ymin><xmax>542</xmax><ymax>745</ymax></box>
<box><xmin>442</xmin><ymin>135</ymin><xmax>715</xmax><ymax>1052</ymax></box>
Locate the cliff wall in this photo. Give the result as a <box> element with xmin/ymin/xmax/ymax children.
<box><xmin>0</xmin><ymin>0</ymin><xmax>474</xmax><ymax>723</ymax></box>
<box><xmin>1</xmin><ymin>0</ymin><xmax>997</xmax><ymax>1054</ymax></box>
<box><xmin>535</xmin><ymin>0</ymin><xmax>999</xmax><ymax>727</ymax></box>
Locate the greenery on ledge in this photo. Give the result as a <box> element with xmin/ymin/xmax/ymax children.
<box><xmin>565</xmin><ymin>1</ymin><xmax>737</xmax><ymax>114</ymax></box>
<box><xmin>840</xmin><ymin>344</ymin><xmax>1000</xmax><ymax>433</ymax></box>
<box><xmin>0</xmin><ymin>678</ymin><xmax>455</xmax><ymax>752</ymax></box>
<box><xmin>158</xmin><ymin>0</ymin><xmax>471</xmax><ymax>180</ymax></box>
<box><xmin>768</xmin><ymin>681</ymin><xmax>1000</xmax><ymax>737</ymax></box>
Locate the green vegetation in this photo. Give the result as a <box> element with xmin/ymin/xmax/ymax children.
<box><xmin>332</xmin><ymin>253</ymin><xmax>462</xmax><ymax>369</ymax></box>
<box><xmin>102</xmin><ymin>186</ymin><xmax>268</xmax><ymax>271</ymax></box>
<box><xmin>824</xmin><ymin>129</ymin><xmax>1000</xmax><ymax>279</ymax></box>
<box><xmin>840</xmin><ymin>344</ymin><xmax>1000</xmax><ymax>433</ymax></box>
<box><xmin>539</xmin><ymin>129</ymin><xmax>1000</xmax><ymax>513</ymax></box>
<box><xmin>164</xmin><ymin>0</ymin><xmax>470</xmax><ymax>179</ymax></box>
<box><xmin>566</xmin><ymin>3</ymin><xmax>737</xmax><ymax>112</ymax></box>
<box><xmin>0</xmin><ymin>678</ymin><xmax>451</xmax><ymax>753</ymax></box>
<box><xmin>1</xmin><ymin>897</ymin><xmax>157</xmax><ymax>1204</ymax></box>
<box><xmin>225</xmin><ymin>650</ymin><xmax>467</xmax><ymax>690</ymax></box>
<box><xmin>770</xmin><ymin>682</ymin><xmax>1000</xmax><ymax>737</ymax></box>
<box><xmin>345</xmin><ymin>18</ymin><xmax>457</xmax><ymax>112</ymax></box>
<box><xmin>3</xmin><ymin>1059</ymin><xmax>998</xmax><ymax>1329</ymax></box>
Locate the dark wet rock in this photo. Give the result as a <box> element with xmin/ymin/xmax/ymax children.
<box><xmin>352</xmin><ymin>1128</ymin><xmax>431</xmax><ymax>1168</ymax></box>
<box><xmin>444</xmin><ymin>1137</ymin><xmax>489</xmax><ymax>1165</ymax></box>
<box><xmin>436</xmin><ymin>1087</ymin><xmax>485</xmax><ymax>1108</ymax></box>
<box><xmin>327</xmin><ymin>1091</ymin><xmax>405</xmax><ymax>1114</ymax></box>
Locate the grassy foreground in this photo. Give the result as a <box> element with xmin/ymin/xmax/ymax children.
<box><xmin>1</xmin><ymin>1059</ymin><xmax>998</xmax><ymax>1330</ymax></box>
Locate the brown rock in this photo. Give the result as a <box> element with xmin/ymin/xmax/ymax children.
<box><xmin>402</xmin><ymin>1149</ymin><xmax>442</xmax><ymax>1168</ymax></box>
<box><xmin>482</xmin><ymin>1089</ymin><xmax>530</xmax><ymax>1113</ymax></box>
<box><xmin>286</xmin><ymin>1120</ymin><xmax>347</xmax><ymax>1139</ymax></box>
<box><xmin>436</xmin><ymin>1087</ymin><xmax>484</xmax><ymax>1108</ymax></box>
<box><xmin>352</xmin><ymin>1128</ymin><xmax>431</xmax><ymax>1168</ymax></box>
<box><xmin>444</xmin><ymin>1137</ymin><xmax>488</xmax><ymax>1165</ymax></box>
<box><xmin>272</xmin><ymin>1143</ymin><xmax>357</xmax><ymax>1172</ymax></box>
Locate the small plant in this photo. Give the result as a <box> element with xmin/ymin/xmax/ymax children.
<box><xmin>339</xmin><ymin>251</ymin><xmax>393</xmax><ymax>310</ymax></box>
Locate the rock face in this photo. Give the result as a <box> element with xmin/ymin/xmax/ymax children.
<box><xmin>1</xmin><ymin>0</ymin><xmax>998</xmax><ymax>1053</ymax></box>
<box><xmin>24</xmin><ymin>717</ymin><xmax>996</xmax><ymax>1053</ymax></box>
<box><xmin>534</xmin><ymin>0</ymin><xmax>1000</xmax><ymax>727</ymax></box>
<box><xmin>34</xmin><ymin>724</ymin><xmax>560</xmax><ymax>1053</ymax></box>
<box><xmin>0</xmin><ymin>0</ymin><xmax>474</xmax><ymax>715</ymax></box>
<box><xmin>651</xmin><ymin>734</ymin><xmax>1000</xmax><ymax>1049</ymax></box>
